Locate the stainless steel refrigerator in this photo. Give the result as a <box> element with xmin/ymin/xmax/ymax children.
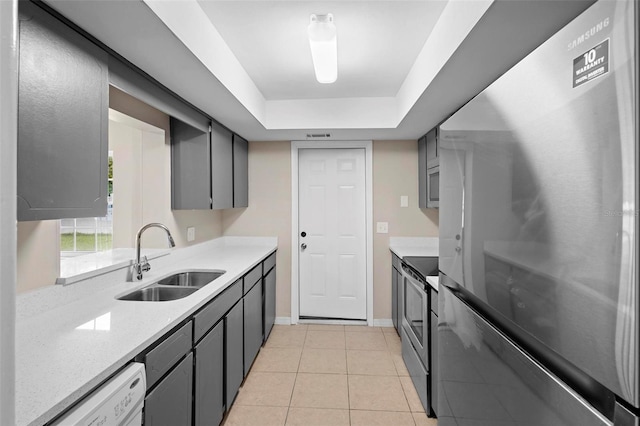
<box><xmin>438</xmin><ymin>1</ymin><xmax>638</xmax><ymax>425</ymax></box>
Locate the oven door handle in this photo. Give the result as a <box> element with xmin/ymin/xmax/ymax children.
<box><xmin>403</xmin><ymin>271</ymin><xmax>426</xmax><ymax>295</ymax></box>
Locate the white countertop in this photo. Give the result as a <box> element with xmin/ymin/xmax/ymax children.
<box><xmin>389</xmin><ymin>237</ymin><xmax>439</xmax><ymax>258</ymax></box>
<box><xmin>16</xmin><ymin>236</ymin><xmax>277</xmax><ymax>426</ymax></box>
<box><xmin>426</xmin><ymin>276</ymin><xmax>439</xmax><ymax>292</ymax></box>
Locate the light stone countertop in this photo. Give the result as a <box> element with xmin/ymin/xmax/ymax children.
<box><xmin>15</xmin><ymin>236</ymin><xmax>277</xmax><ymax>426</ymax></box>
<box><xmin>426</xmin><ymin>276</ymin><xmax>440</xmax><ymax>292</ymax></box>
<box><xmin>389</xmin><ymin>237</ymin><xmax>439</xmax><ymax>258</ymax></box>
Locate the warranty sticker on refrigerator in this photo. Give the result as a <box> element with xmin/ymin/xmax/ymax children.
<box><xmin>573</xmin><ymin>39</ymin><xmax>609</xmax><ymax>88</ymax></box>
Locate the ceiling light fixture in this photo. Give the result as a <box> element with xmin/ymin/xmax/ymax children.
<box><xmin>308</xmin><ymin>13</ymin><xmax>337</xmax><ymax>84</ymax></box>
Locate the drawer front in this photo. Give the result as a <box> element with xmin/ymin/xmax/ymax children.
<box><xmin>194</xmin><ymin>279</ymin><xmax>242</xmax><ymax>342</ymax></box>
<box><xmin>401</xmin><ymin>327</ymin><xmax>430</xmax><ymax>414</ymax></box>
<box><xmin>143</xmin><ymin>321</ymin><xmax>193</xmax><ymax>389</ymax></box>
<box><xmin>263</xmin><ymin>252</ymin><xmax>276</xmax><ymax>275</ymax></box>
<box><xmin>243</xmin><ymin>264</ymin><xmax>262</xmax><ymax>295</ymax></box>
<box><xmin>392</xmin><ymin>253</ymin><xmax>402</xmax><ymax>271</ymax></box>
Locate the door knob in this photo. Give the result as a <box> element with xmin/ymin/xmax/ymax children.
<box><xmin>455</xmin><ymin>246</ymin><xmax>461</xmax><ymax>253</ymax></box>
<box><xmin>301</xmin><ymin>243</ymin><xmax>307</xmax><ymax>250</ymax></box>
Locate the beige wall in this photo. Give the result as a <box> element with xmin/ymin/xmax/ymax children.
<box><xmin>16</xmin><ymin>88</ymin><xmax>223</xmax><ymax>293</ymax></box>
<box><xmin>373</xmin><ymin>140</ymin><xmax>439</xmax><ymax>320</ymax></box>
<box><xmin>223</xmin><ymin>139</ymin><xmax>438</xmax><ymax>321</ymax></box>
<box><xmin>222</xmin><ymin>141</ymin><xmax>292</xmax><ymax>317</ymax></box>
<box><xmin>17</xmin><ymin>221</ymin><xmax>60</xmax><ymax>294</ymax></box>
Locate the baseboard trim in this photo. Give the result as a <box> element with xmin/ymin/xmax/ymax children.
<box><xmin>275</xmin><ymin>317</ymin><xmax>394</xmax><ymax>327</ymax></box>
<box><xmin>373</xmin><ymin>319</ymin><xmax>394</xmax><ymax>327</ymax></box>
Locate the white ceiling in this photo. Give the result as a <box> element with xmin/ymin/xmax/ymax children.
<box><xmin>44</xmin><ymin>0</ymin><xmax>596</xmax><ymax>141</ymax></box>
<box><xmin>197</xmin><ymin>1</ymin><xmax>446</xmax><ymax>100</ymax></box>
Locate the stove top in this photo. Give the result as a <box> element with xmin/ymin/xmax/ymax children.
<box><xmin>403</xmin><ymin>256</ymin><xmax>439</xmax><ymax>279</ymax></box>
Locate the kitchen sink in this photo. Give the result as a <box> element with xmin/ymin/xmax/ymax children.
<box><xmin>156</xmin><ymin>271</ymin><xmax>225</xmax><ymax>288</ymax></box>
<box><xmin>118</xmin><ymin>286</ymin><xmax>199</xmax><ymax>301</ymax></box>
<box><xmin>117</xmin><ymin>270</ymin><xmax>226</xmax><ymax>301</ymax></box>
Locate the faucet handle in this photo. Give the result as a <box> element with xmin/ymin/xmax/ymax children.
<box><xmin>141</xmin><ymin>256</ymin><xmax>151</xmax><ymax>272</ymax></box>
<box><xmin>132</xmin><ymin>256</ymin><xmax>152</xmax><ymax>281</ymax></box>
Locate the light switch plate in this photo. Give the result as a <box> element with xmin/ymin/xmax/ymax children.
<box><xmin>400</xmin><ymin>195</ymin><xmax>408</xmax><ymax>207</ymax></box>
<box><xmin>187</xmin><ymin>226</ymin><xmax>196</xmax><ymax>242</ymax></box>
<box><xmin>376</xmin><ymin>222</ymin><xmax>389</xmax><ymax>234</ymax></box>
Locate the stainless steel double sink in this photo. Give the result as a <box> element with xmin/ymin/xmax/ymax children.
<box><xmin>117</xmin><ymin>270</ymin><xmax>226</xmax><ymax>301</ymax></box>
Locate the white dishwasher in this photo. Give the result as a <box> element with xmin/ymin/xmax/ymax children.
<box><xmin>52</xmin><ymin>362</ymin><xmax>146</xmax><ymax>426</ymax></box>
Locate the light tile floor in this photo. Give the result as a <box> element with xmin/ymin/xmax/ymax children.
<box><xmin>223</xmin><ymin>324</ymin><xmax>438</xmax><ymax>426</ymax></box>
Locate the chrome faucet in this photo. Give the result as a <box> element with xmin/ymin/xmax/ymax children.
<box><xmin>131</xmin><ymin>223</ymin><xmax>176</xmax><ymax>281</ymax></box>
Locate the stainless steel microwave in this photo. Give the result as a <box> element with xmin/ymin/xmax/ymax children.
<box><xmin>426</xmin><ymin>165</ymin><xmax>439</xmax><ymax>208</ymax></box>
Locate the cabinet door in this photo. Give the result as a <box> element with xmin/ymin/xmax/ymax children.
<box><xmin>391</xmin><ymin>266</ymin><xmax>398</xmax><ymax>331</ymax></box>
<box><xmin>144</xmin><ymin>352</ymin><xmax>193</xmax><ymax>426</ymax></box>
<box><xmin>426</xmin><ymin>127</ymin><xmax>438</xmax><ymax>168</ymax></box>
<box><xmin>226</xmin><ymin>300</ymin><xmax>244</xmax><ymax>409</ymax></box>
<box><xmin>171</xmin><ymin>117</ymin><xmax>210</xmax><ymax>210</ymax></box>
<box><xmin>397</xmin><ymin>269</ymin><xmax>404</xmax><ymax>334</ymax></box>
<box><xmin>418</xmin><ymin>136</ymin><xmax>427</xmax><ymax>208</ymax></box>
<box><xmin>18</xmin><ymin>2</ymin><xmax>108</xmax><ymax>221</ymax></box>
<box><xmin>195</xmin><ymin>321</ymin><xmax>224</xmax><ymax>426</ymax></box>
<box><xmin>244</xmin><ymin>280</ymin><xmax>263</xmax><ymax>375</ymax></box>
<box><xmin>211</xmin><ymin>122</ymin><xmax>233</xmax><ymax>210</ymax></box>
<box><xmin>430</xmin><ymin>310</ymin><xmax>438</xmax><ymax>416</ymax></box>
<box><xmin>233</xmin><ymin>134</ymin><xmax>248</xmax><ymax>208</ymax></box>
<box><xmin>263</xmin><ymin>267</ymin><xmax>276</xmax><ymax>342</ymax></box>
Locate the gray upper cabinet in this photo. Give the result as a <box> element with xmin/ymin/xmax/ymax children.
<box><xmin>233</xmin><ymin>134</ymin><xmax>248</xmax><ymax>208</ymax></box>
<box><xmin>17</xmin><ymin>2</ymin><xmax>108</xmax><ymax>221</ymax></box>
<box><xmin>418</xmin><ymin>135</ymin><xmax>428</xmax><ymax>209</ymax></box>
<box><xmin>171</xmin><ymin>117</ymin><xmax>211</xmax><ymax>210</ymax></box>
<box><xmin>211</xmin><ymin>122</ymin><xmax>233</xmax><ymax>209</ymax></box>
<box><xmin>171</xmin><ymin>118</ymin><xmax>249</xmax><ymax>210</ymax></box>
<box><xmin>418</xmin><ymin>127</ymin><xmax>439</xmax><ymax>209</ymax></box>
<box><xmin>426</xmin><ymin>127</ymin><xmax>439</xmax><ymax>168</ymax></box>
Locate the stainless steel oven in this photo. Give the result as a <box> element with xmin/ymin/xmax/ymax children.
<box><xmin>401</xmin><ymin>263</ymin><xmax>429</xmax><ymax>367</ymax></box>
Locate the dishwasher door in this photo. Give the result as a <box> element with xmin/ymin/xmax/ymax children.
<box><xmin>52</xmin><ymin>362</ymin><xmax>146</xmax><ymax>426</ymax></box>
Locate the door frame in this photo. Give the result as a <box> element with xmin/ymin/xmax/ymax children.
<box><xmin>291</xmin><ymin>141</ymin><xmax>373</xmax><ymax>325</ymax></box>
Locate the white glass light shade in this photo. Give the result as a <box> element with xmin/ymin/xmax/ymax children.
<box><xmin>308</xmin><ymin>14</ymin><xmax>337</xmax><ymax>84</ymax></box>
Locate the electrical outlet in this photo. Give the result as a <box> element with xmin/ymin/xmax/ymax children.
<box><xmin>376</xmin><ymin>222</ymin><xmax>389</xmax><ymax>234</ymax></box>
<box><xmin>187</xmin><ymin>226</ymin><xmax>196</xmax><ymax>242</ymax></box>
<box><xmin>400</xmin><ymin>195</ymin><xmax>409</xmax><ymax>207</ymax></box>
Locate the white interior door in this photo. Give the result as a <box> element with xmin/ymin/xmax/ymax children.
<box><xmin>298</xmin><ymin>148</ymin><xmax>367</xmax><ymax>320</ymax></box>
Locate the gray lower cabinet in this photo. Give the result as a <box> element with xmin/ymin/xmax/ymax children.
<box><xmin>392</xmin><ymin>265</ymin><xmax>399</xmax><ymax>331</ymax></box>
<box><xmin>263</xmin><ymin>266</ymin><xmax>276</xmax><ymax>342</ymax></box>
<box><xmin>18</xmin><ymin>2</ymin><xmax>108</xmax><ymax>221</ymax></box>
<box><xmin>430</xmin><ymin>310</ymin><xmax>438</xmax><ymax>416</ymax></box>
<box><xmin>244</xmin><ymin>281</ymin><xmax>263</xmax><ymax>375</ymax></box>
<box><xmin>391</xmin><ymin>253</ymin><xmax>402</xmax><ymax>334</ymax></box>
<box><xmin>137</xmin><ymin>253</ymin><xmax>275</xmax><ymax>426</ymax></box>
<box><xmin>194</xmin><ymin>321</ymin><xmax>224</xmax><ymax>426</ymax></box>
<box><xmin>144</xmin><ymin>352</ymin><xmax>193</xmax><ymax>426</ymax></box>
<box><xmin>225</xmin><ymin>300</ymin><xmax>244</xmax><ymax>409</ymax></box>
<box><xmin>233</xmin><ymin>134</ymin><xmax>248</xmax><ymax>208</ymax></box>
